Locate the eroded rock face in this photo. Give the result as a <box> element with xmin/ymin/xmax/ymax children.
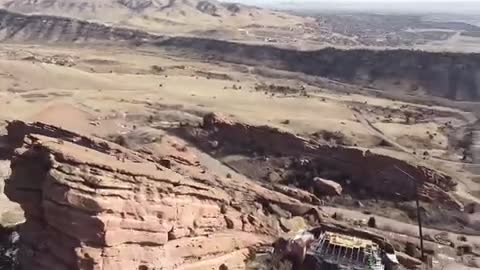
<box><xmin>4</xmin><ymin>121</ymin><xmax>313</xmax><ymax>270</ymax></box>
<box><xmin>202</xmin><ymin>112</ymin><xmax>316</xmax><ymax>156</ymax></box>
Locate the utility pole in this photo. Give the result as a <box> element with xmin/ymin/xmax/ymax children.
<box><xmin>394</xmin><ymin>165</ymin><xmax>425</xmax><ymax>260</ymax></box>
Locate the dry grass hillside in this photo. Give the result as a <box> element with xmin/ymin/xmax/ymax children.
<box><xmin>0</xmin><ymin>0</ymin><xmax>313</xmax><ymax>37</ymax></box>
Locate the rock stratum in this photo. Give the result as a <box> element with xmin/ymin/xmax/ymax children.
<box><xmin>3</xmin><ymin>120</ymin><xmax>319</xmax><ymax>270</ymax></box>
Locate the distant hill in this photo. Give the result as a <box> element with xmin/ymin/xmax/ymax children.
<box><xmin>0</xmin><ymin>0</ymin><xmax>310</xmax><ymax>36</ymax></box>
<box><xmin>0</xmin><ymin>9</ymin><xmax>157</xmax><ymax>43</ymax></box>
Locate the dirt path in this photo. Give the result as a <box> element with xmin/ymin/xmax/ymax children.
<box><xmin>351</xmin><ymin>107</ymin><xmax>480</xmax><ymax>204</ymax></box>
<box><xmin>352</xmin><ymin>107</ymin><xmax>469</xmax><ymax>166</ymax></box>
<box><xmin>351</xmin><ymin>107</ymin><xmax>411</xmax><ymax>152</ymax></box>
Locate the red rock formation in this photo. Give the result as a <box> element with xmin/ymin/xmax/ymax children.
<box><xmin>4</xmin><ymin>121</ymin><xmax>315</xmax><ymax>270</ymax></box>
<box><xmin>200</xmin><ymin>113</ymin><xmax>462</xmax><ymax>210</ymax></box>
<box><xmin>202</xmin><ymin>112</ymin><xmax>316</xmax><ymax>156</ymax></box>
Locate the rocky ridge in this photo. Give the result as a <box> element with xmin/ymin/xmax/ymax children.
<box><xmin>0</xmin><ymin>0</ymin><xmax>245</xmax><ymax>20</ymax></box>
<box><xmin>0</xmin><ymin>0</ymin><xmax>302</xmax><ymax>37</ymax></box>
<box><xmin>3</xmin><ymin>120</ymin><xmax>320</xmax><ymax>270</ymax></box>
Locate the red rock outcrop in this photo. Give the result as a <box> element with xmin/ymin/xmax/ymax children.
<box><xmin>202</xmin><ymin>112</ymin><xmax>316</xmax><ymax>156</ymax></box>
<box><xmin>4</xmin><ymin>121</ymin><xmax>316</xmax><ymax>270</ymax></box>
<box><xmin>200</xmin><ymin>113</ymin><xmax>462</xmax><ymax>210</ymax></box>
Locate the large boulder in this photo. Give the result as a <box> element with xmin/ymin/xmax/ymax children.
<box><xmin>313</xmin><ymin>177</ymin><xmax>342</xmax><ymax>196</ymax></box>
<box><xmin>273</xmin><ymin>231</ymin><xmax>315</xmax><ymax>266</ymax></box>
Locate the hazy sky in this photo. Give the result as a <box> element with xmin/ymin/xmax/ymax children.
<box><xmin>239</xmin><ymin>0</ymin><xmax>479</xmax><ymax>2</ymax></box>
<box><xmin>232</xmin><ymin>0</ymin><xmax>480</xmax><ymax>14</ymax></box>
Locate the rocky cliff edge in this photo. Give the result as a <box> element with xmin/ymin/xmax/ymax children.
<box><xmin>3</xmin><ymin>120</ymin><xmax>318</xmax><ymax>270</ymax></box>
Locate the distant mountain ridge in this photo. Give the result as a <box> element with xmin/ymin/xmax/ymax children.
<box><xmin>0</xmin><ymin>0</ymin><xmax>307</xmax><ymax>35</ymax></box>
<box><xmin>0</xmin><ymin>8</ymin><xmax>158</xmax><ymax>43</ymax></box>
<box><xmin>0</xmin><ymin>0</ymin><xmax>239</xmax><ymax>15</ymax></box>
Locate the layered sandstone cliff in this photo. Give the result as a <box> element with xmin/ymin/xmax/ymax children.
<box><xmin>3</xmin><ymin>121</ymin><xmax>315</xmax><ymax>270</ymax></box>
